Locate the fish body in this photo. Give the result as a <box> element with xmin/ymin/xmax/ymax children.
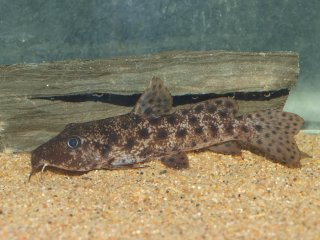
<box><xmin>30</xmin><ymin>77</ymin><xmax>305</xmax><ymax>177</ymax></box>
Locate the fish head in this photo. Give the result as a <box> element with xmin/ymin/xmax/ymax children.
<box><xmin>30</xmin><ymin>122</ymin><xmax>108</xmax><ymax>178</ymax></box>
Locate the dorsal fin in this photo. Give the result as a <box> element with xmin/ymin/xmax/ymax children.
<box><xmin>132</xmin><ymin>76</ymin><xmax>173</xmax><ymax>117</ymax></box>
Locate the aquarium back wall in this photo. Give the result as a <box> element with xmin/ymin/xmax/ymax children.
<box><xmin>0</xmin><ymin>0</ymin><xmax>319</xmax><ymax>129</ymax></box>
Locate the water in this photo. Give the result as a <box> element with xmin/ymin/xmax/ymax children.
<box><xmin>0</xmin><ymin>0</ymin><xmax>319</xmax><ymax>154</ymax></box>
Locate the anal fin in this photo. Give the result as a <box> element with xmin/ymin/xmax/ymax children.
<box><xmin>207</xmin><ymin>141</ymin><xmax>242</xmax><ymax>155</ymax></box>
<box><xmin>160</xmin><ymin>152</ymin><xmax>189</xmax><ymax>169</ymax></box>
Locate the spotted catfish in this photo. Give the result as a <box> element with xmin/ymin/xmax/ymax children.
<box><xmin>30</xmin><ymin>77</ymin><xmax>305</xmax><ymax>178</ymax></box>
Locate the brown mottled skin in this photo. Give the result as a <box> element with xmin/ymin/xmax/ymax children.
<box><xmin>30</xmin><ymin>77</ymin><xmax>305</xmax><ymax>178</ymax></box>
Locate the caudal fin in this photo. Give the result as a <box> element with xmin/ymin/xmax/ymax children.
<box><xmin>237</xmin><ymin>110</ymin><xmax>305</xmax><ymax>167</ymax></box>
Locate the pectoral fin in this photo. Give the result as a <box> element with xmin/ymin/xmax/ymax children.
<box><xmin>103</xmin><ymin>156</ymin><xmax>149</xmax><ymax>170</ymax></box>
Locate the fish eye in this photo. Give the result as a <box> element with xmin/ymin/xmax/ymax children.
<box><xmin>67</xmin><ymin>137</ymin><xmax>81</xmax><ymax>149</ymax></box>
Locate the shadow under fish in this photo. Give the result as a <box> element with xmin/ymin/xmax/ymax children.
<box><xmin>30</xmin><ymin>77</ymin><xmax>307</xmax><ymax>179</ymax></box>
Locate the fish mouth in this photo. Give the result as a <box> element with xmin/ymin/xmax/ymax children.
<box><xmin>29</xmin><ymin>152</ymin><xmax>89</xmax><ymax>181</ymax></box>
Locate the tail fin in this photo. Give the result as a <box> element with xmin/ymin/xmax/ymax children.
<box><xmin>237</xmin><ymin>110</ymin><xmax>305</xmax><ymax>167</ymax></box>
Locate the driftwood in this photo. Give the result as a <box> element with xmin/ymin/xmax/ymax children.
<box><xmin>0</xmin><ymin>51</ymin><xmax>299</xmax><ymax>152</ymax></box>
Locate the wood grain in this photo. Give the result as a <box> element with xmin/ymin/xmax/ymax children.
<box><xmin>0</xmin><ymin>51</ymin><xmax>299</xmax><ymax>151</ymax></box>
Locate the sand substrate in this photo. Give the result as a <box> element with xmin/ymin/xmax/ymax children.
<box><xmin>0</xmin><ymin>132</ymin><xmax>319</xmax><ymax>239</ymax></box>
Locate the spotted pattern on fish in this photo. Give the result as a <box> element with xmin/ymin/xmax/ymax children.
<box><xmin>30</xmin><ymin>77</ymin><xmax>306</xmax><ymax>178</ymax></box>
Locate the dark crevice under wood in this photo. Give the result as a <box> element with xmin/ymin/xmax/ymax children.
<box><xmin>30</xmin><ymin>88</ymin><xmax>289</xmax><ymax>107</ymax></box>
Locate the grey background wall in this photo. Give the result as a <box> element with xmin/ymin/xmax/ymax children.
<box><xmin>1</xmin><ymin>0</ymin><xmax>319</xmax><ymax>129</ymax></box>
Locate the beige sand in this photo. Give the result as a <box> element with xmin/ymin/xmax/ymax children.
<box><xmin>0</xmin><ymin>133</ymin><xmax>319</xmax><ymax>239</ymax></box>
